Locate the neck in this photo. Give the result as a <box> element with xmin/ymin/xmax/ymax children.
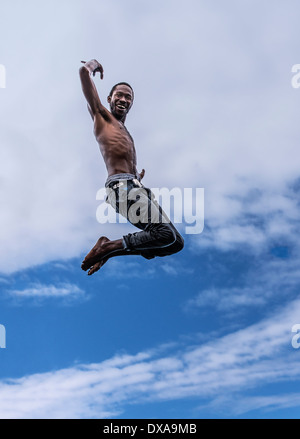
<box><xmin>111</xmin><ymin>111</ymin><xmax>126</xmax><ymax>124</ymax></box>
<box><xmin>116</xmin><ymin>115</ymin><xmax>126</xmax><ymax>124</ymax></box>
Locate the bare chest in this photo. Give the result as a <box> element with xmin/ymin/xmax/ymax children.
<box><xmin>97</xmin><ymin>121</ymin><xmax>135</xmax><ymax>155</ymax></box>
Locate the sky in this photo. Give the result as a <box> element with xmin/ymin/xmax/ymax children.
<box><xmin>0</xmin><ymin>0</ymin><xmax>300</xmax><ymax>419</ymax></box>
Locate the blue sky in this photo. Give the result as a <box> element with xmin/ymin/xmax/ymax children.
<box><xmin>1</xmin><ymin>0</ymin><xmax>300</xmax><ymax>419</ymax></box>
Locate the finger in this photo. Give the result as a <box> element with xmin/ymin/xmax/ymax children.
<box><xmin>95</xmin><ymin>68</ymin><xmax>104</xmax><ymax>79</ymax></box>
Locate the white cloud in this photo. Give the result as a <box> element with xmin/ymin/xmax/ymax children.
<box><xmin>185</xmin><ymin>286</ymin><xmax>266</xmax><ymax>313</ymax></box>
<box><xmin>185</xmin><ymin>252</ymin><xmax>300</xmax><ymax>313</ymax></box>
<box><xmin>215</xmin><ymin>393</ymin><xmax>300</xmax><ymax>416</ymax></box>
<box><xmin>0</xmin><ymin>296</ymin><xmax>299</xmax><ymax>418</ymax></box>
<box><xmin>7</xmin><ymin>283</ymin><xmax>86</xmax><ymax>303</ymax></box>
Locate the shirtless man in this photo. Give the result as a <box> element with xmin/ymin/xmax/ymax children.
<box><xmin>79</xmin><ymin>59</ymin><xmax>184</xmax><ymax>275</ymax></box>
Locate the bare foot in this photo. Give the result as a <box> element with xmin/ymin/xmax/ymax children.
<box><xmin>87</xmin><ymin>261</ymin><xmax>102</xmax><ymax>276</ymax></box>
<box><xmin>81</xmin><ymin>237</ymin><xmax>125</xmax><ymax>272</ymax></box>
<box><xmin>81</xmin><ymin>236</ymin><xmax>110</xmax><ymax>271</ymax></box>
<box><xmin>87</xmin><ymin>257</ymin><xmax>109</xmax><ymax>275</ymax></box>
<box><xmin>87</xmin><ymin>252</ymin><xmax>112</xmax><ymax>275</ymax></box>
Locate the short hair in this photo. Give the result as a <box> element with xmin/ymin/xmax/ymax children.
<box><xmin>109</xmin><ymin>82</ymin><xmax>134</xmax><ymax>99</ymax></box>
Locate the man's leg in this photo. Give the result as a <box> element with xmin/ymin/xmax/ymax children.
<box><xmin>81</xmin><ymin>222</ymin><xmax>183</xmax><ymax>275</ymax></box>
<box><xmin>81</xmin><ymin>180</ymin><xmax>184</xmax><ymax>274</ymax></box>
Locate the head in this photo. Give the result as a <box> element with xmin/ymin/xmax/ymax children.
<box><xmin>107</xmin><ymin>82</ymin><xmax>134</xmax><ymax>122</ymax></box>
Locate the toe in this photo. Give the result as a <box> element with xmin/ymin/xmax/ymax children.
<box><xmin>88</xmin><ymin>261</ymin><xmax>102</xmax><ymax>275</ymax></box>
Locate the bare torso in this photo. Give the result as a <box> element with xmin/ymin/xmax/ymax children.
<box><xmin>94</xmin><ymin>111</ymin><xmax>137</xmax><ymax>177</ymax></box>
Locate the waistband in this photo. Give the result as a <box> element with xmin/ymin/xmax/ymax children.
<box><xmin>105</xmin><ymin>173</ymin><xmax>140</xmax><ymax>188</ymax></box>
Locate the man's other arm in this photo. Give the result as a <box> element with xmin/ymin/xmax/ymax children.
<box><xmin>79</xmin><ymin>59</ymin><xmax>109</xmax><ymax>120</ymax></box>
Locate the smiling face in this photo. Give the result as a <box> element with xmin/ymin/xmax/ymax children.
<box><xmin>107</xmin><ymin>84</ymin><xmax>134</xmax><ymax>122</ymax></box>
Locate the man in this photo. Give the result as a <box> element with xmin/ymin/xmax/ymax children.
<box><xmin>79</xmin><ymin>59</ymin><xmax>184</xmax><ymax>275</ymax></box>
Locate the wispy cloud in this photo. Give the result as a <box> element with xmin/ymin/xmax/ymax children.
<box><xmin>0</xmin><ymin>297</ymin><xmax>299</xmax><ymax>418</ymax></box>
<box><xmin>103</xmin><ymin>259</ymin><xmax>157</xmax><ymax>279</ymax></box>
<box><xmin>160</xmin><ymin>261</ymin><xmax>194</xmax><ymax>276</ymax></box>
<box><xmin>7</xmin><ymin>283</ymin><xmax>86</xmax><ymax>304</ymax></box>
<box><xmin>185</xmin><ymin>286</ymin><xmax>266</xmax><ymax>313</ymax></box>
<box><xmin>212</xmin><ymin>393</ymin><xmax>300</xmax><ymax>417</ymax></box>
<box><xmin>185</xmin><ymin>252</ymin><xmax>300</xmax><ymax>314</ymax></box>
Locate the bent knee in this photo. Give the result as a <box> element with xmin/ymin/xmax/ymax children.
<box><xmin>164</xmin><ymin>231</ymin><xmax>184</xmax><ymax>255</ymax></box>
<box><xmin>163</xmin><ymin>228</ymin><xmax>184</xmax><ymax>253</ymax></box>
<box><xmin>172</xmin><ymin>235</ymin><xmax>184</xmax><ymax>254</ymax></box>
<box><xmin>149</xmin><ymin>224</ymin><xmax>184</xmax><ymax>254</ymax></box>
<box><xmin>177</xmin><ymin>235</ymin><xmax>184</xmax><ymax>252</ymax></box>
<box><xmin>151</xmin><ymin>224</ymin><xmax>175</xmax><ymax>246</ymax></box>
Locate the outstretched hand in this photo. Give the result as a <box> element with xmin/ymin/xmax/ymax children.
<box><xmin>81</xmin><ymin>59</ymin><xmax>104</xmax><ymax>79</ymax></box>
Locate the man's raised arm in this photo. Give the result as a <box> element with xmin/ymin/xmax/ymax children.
<box><xmin>79</xmin><ymin>59</ymin><xmax>106</xmax><ymax>118</ymax></box>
